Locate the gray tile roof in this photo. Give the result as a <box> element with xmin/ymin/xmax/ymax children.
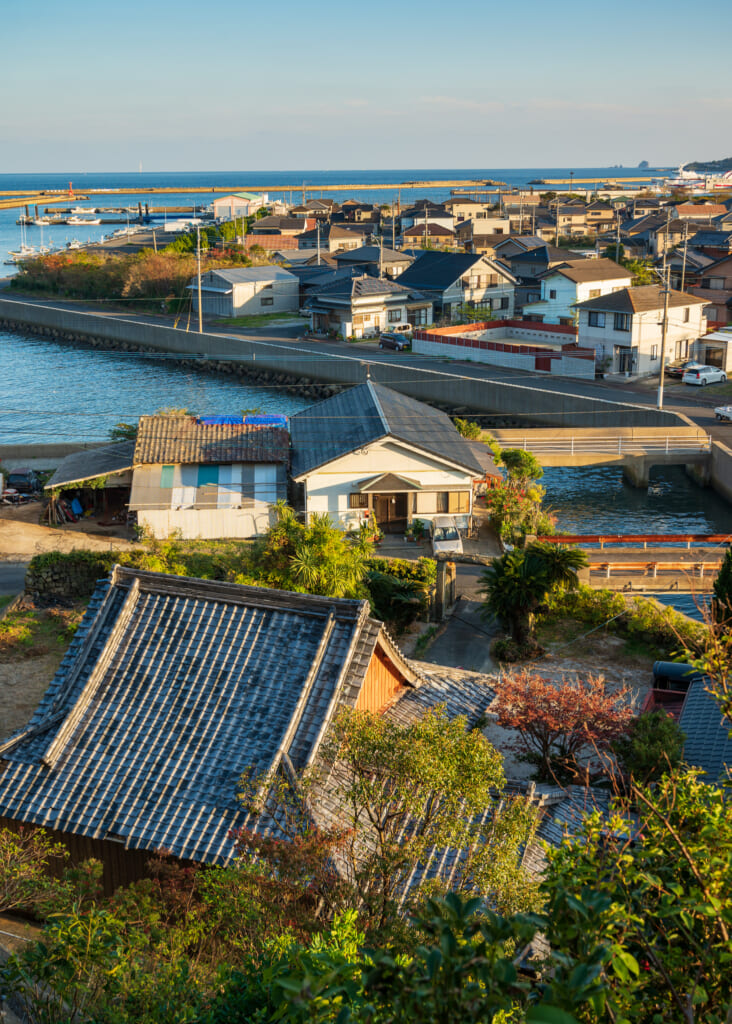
<box><xmin>289</xmin><ymin>381</ymin><xmax>486</xmax><ymax>479</ymax></box>
<box><xmin>133</xmin><ymin>416</ymin><xmax>290</xmax><ymax>466</ymax></box>
<box><xmin>333</xmin><ymin>246</ymin><xmax>413</xmax><ymax>264</ymax></box>
<box><xmin>311</xmin><ymin>274</ymin><xmax>408</xmax><ymax>300</ymax></box>
<box><xmin>576</xmin><ymin>285</ymin><xmax>707</xmax><ymax>314</ymax></box>
<box><xmin>0</xmin><ymin>567</ymin><xmax>420</xmax><ymax>866</ymax></box>
<box><xmin>45</xmin><ymin>441</ymin><xmax>135</xmax><ymax>489</ymax></box>
<box><xmin>679</xmin><ymin>677</ymin><xmax>732</xmax><ymax>784</ymax></box>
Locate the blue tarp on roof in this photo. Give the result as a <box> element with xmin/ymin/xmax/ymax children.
<box><xmin>244</xmin><ymin>415</ymin><xmax>288</xmax><ymax>427</ymax></box>
<box><xmin>198</xmin><ymin>416</ymin><xmax>244</xmax><ymax>426</ymax></box>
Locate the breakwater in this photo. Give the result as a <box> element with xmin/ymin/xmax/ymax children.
<box><xmin>0</xmin><ymin>297</ymin><xmax>687</xmax><ymax>429</ymax></box>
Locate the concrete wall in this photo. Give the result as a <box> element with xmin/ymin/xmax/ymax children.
<box><xmin>710</xmin><ymin>440</ymin><xmax>732</xmax><ymax>504</ymax></box>
<box><xmin>0</xmin><ymin>296</ymin><xmax>688</xmax><ymax>428</ymax></box>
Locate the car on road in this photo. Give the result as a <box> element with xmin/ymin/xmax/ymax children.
<box><xmin>715</xmin><ymin>404</ymin><xmax>732</xmax><ymax>422</ymax></box>
<box><xmin>5</xmin><ymin>468</ymin><xmax>42</xmax><ymax>494</ymax></box>
<box><xmin>665</xmin><ymin>358</ymin><xmax>703</xmax><ymax>378</ymax></box>
<box><xmin>431</xmin><ymin>515</ymin><xmax>464</xmax><ymax>557</ymax></box>
<box><xmin>378</xmin><ymin>332</ymin><xmax>411</xmax><ymax>351</ymax></box>
<box><xmin>682</xmin><ymin>365</ymin><xmax>727</xmax><ymax>386</ymax></box>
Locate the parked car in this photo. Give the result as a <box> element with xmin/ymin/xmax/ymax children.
<box><xmin>431</xmin><ymin>515</ymin><xmax>464</xmax><ymax>557</ymax></box>
<box><xmin>378</xmin><ymin>332</ymin><xmax>411</xmax><ymax>351</ymax></box>
<box><xmin>5</xmin><ymin>468</ymin><xmax>42</xmax><ymax>494</ymax></box>
<box><xmin>715</xmin><ymin>404</ymin><xmax>732</xmax><ymax>422</ymax></box>
<box><xmin>665</xmin><ymin>359</ymin><xmax>703</xmax><ymax>378</ymax></box>
<box><xmin>682</xmin><ymin>365</ymin><xmax>727</xmax><ymax>386</ymax></box>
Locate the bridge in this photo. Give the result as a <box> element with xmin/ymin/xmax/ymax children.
<box><xmin>490</xmin><ymin>427</ymin><xmax>712</xmax><ymax>487</ymax></box>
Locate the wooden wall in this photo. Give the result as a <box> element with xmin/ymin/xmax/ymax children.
<box><xmin>356</xmin><ymin>648</ymin><xmax>408</xmax><ymax>714</ymax></box>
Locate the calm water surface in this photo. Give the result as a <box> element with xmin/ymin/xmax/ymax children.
<box><xmin>0</xmin><ymin>329</ymin><xmax>310</xmax><ymax>444</ymax></box>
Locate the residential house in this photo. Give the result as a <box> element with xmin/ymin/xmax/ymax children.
<box><xmin>522</xmin><ymin>258</ymin><xmax>633</xmax><ymax>325</ymax></box>
<box><xmin>576</xmin><ymin>285</ymin><xmax>707</xmax><ymax>374</ymax></box>
<box><xmin>492</xmin><ymin>235</ymin><xmax>547</xmax><ymax>260</ymax></box>
<box><xmin>675</xmin><ymin>203</ymin><xmax>728</xmax><ymax>223</ymax></box>
<box><xmin>687</xmin><ymin>230</ymin><xmax>732</xmax><ymax>259</ymax></box>
<box><xmin>458</xmin><ymin>230</ymin><xmax>514</xmax><ymax>258</ymax></box>
<box><xmin>289</xmin><ymin>381</ymin><xmax>497</xmax><ymax>533</ymax></box>
<box><xmin>0</xmin><ymin>565</ymin><xmax>425</xmax><ymax>890</ymax></box>
<box><xmin>290</xmin><ymin>198</ymin><xmax>338</xmax><ymax>219</ymax></box>
<box><xmin>212</xmin><ymin>192</ymin><xmax>269</xmax><ymax>219</ymax></box>
<box><xmin>630</xmin><ymin>197</ymin><xmax>664</xmax><ymax>219</ymax></box>
<box><xmin>190</xmin><ymin>267</ymin><xmax>299</xmax><ymax>318</ymax></box>
<box><xmin>250</xmin><ymin>216</ymin><xmax>308</xmax><ymax>236</ymax></box>
<box><xmin>585</xmin><ymin>201</ymin><xmax>616</xmax><ymax>233</ymax></box>
<box><xmin>504</xmin><ymin>244</ymin><xmax>583</xmax><ymax>312</ymax></box>
<box><xmin>334</xmin><ymin>200</ymin><xmax>379</xmax><ymax>224</ymax></box>
<box><xmin>332</xmin><ymin>245</ymin><xmax>414</xmax><ymax>278</ymax></box>
<box><xmin>399</xmin><ymin>203</ymin><xmax>454</xmax><ymax>233</ymax></box>
<box><xmin>678</xmin><ymin>252</ymin><xmax>732</xmax><ymax>326</ymax></box>
<box><xmin>554</xmin><ymin>205</ymin><xmax>588</xmax><ymax>238</ymax></box>
<box><xmin>395</xmin><ymin>251</ymin><xmax>516</xmax><ymax>320</ymax></box>
<box><xmin>402</xmin><ymin>223</ymin><xmax>457</xmax><ymax>249</ymax></box>
<box><xmin>443</xmin><ymin>197</ymin><xmax>491</xmax><ymax>222</ymax></box>
<box><xmin>305</xmin><ymin>274</ymin><xmax>431</xmax><ymax>337</ymax></box>
<box><xmin>128</xmin><ymin>414</ymin><xmax>290</xmax><ymax>539</ymax></box>
<box><xmin>298</xmin><ymin>224</ymin><xmax>368</xmax><ymax>252</ymax></box>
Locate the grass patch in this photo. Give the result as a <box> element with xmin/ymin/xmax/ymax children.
<box><xmin>0</xmin><ymin>606</ymin><xmax>85</xmax><ymax>660</ymax></box>
<box><xmin>414</xmin><ymin>625</ymin><xmax>438</xmax><ymax>657</ymax></box>
<box><xmin>0</xmin><ymin>596</ymin><xmax>13</xmax><ymax>613</ymax></box>
<box><xmin>213</xmin><ymin>313</ymin><xmax>308</xmax><ymax>328</ymax></box>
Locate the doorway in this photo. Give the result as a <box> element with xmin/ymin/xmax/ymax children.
<box><xmin>373</xmin><ymin>493</ymin><xmax>408</xmax><ymax>533</ymax></box>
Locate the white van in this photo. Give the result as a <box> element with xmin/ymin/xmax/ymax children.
<box><xmin>390</xmin><ymin>322</ymin><xmax>412</xmax><ymax>335</ymax></box>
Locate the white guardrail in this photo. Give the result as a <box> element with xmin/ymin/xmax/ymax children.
<box><xmin>498</xmin><ymin>435</ymin><xmax>712</xmax><ymax>455</ymax></box>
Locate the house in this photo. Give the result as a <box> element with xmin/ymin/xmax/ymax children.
<box><xmin>290</xmin><ymin>198</ymin><xmax>338</xmax><ymax>219</ymax></box>
<box><xmin>190</xmin><ymin>267</ymin><xmax>299</xmax><ymax>319</ymax></box>
<box><xmin>675</xmin><ymin>203</ymin><xmax>728</xmax><ymax>223</ymax></box>
<box><xmin>0</xmin><ymin>566</ymin><xmax>424</xmax><ymax>890</ymax></box>
<box><xmin>399</xmin><ymin>203</ymin><xmax>454</xmax><ymax>233</ymax></box>
<box><xmin>128</xmin><ymin>414</ymin><xmax>290</xmax><ymax>539</ymax></box>
<box><xmin>332</xmin><ymin>245</ymin><xmax>414</xmax><ymax>278</ymax></box>
<box><xmin>395</xmin><ymin>251</ymin><xmax>516</xmax><ymax>320</ymax></box>
<box><xmin>554</xmin><ymin>205</ymin><xmax>588</xmax><ymax>238</ymax></box>
<box><xmin>492</xmin><ymin>235</ymin><xmax>547</xmax><ymax>260</ymax></box>
<box><xmin>298</xmin><ymin>224</ymin><xmax>366</xmax><ymax>252</ymax></box>
<box><xmin>687</xmin><ymin>230</ymin><xmax>732</xmax><ymax>259</ymax></box>
<box><xmin>505</xmin><ymin>244</ymin><xmax>583</xmax><ymax>312</ymax></box>
<box><xmin>212</xmin><ymin>192</ymin><xmax>269</xmax><ymax>219</ymax></box>
<box><xmin>677</xmin><ymin>675</ymin><xmax>732</xmax><ymax>786</ymax></box>
<box><xmin>673</xmin><ymin>252</ymin><xmax>732</xmax><ymax>326</ymax></box>
<box><xmin>454</xmin><ymin>221</ymin><xmax>510</xmax><ymax>251</ymax></box>
<box><xmin>522</xmin><ymin>258</ymin><xmax>633</xmax><ymax>325</ymax></box>
<box><xmin>289</xmin><ymin>381</ymin><xmax>497</xmax><ymax>533</ymax></box>
<box><xmin>576</xmin><ymin>285</ymin><xmax>707</xmax><ymax>374</ymax></box>
<box><xmin>43</xmin><ymin>441</ymin><xmax>136</xmax><ymax>521</ymax></box>
<box><xmin>305</xmin><ymin>274</ymin><xmax>432</xmax><ymax>338</ymax></box>
<box><xmin>585</xmin><ymin>201</ymin><xmax>616</xmax><ymax>233</ymax></box>
<box><xmin>250</xmin><ymin>216</ymin><xmax>308</xmax><ymax>236</ymax></box>
<box><xmin>402</xmin><ymin>223</ymin><xmax>456</xmax><ymax>249</ymax></box>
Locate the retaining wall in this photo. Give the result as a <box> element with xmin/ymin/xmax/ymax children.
<box><xmin>0</xmin><ymin>296</ymin><xmax>687</xmax><ymax>428</ymax></box>
<box><xmin>710</xmin><ymin>440</ymin><xmax>732</xmax><ymax>503</ymax></box>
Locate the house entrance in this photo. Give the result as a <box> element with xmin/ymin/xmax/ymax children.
<box><xmin>373</xmin><ymin>493</ymin><xmax>408</xmax><ymax>533</ymax></box>
<box><xmin>616</xmin><ymin>348</ymin><xmax>633</xmax><ymax>373</ymax></box>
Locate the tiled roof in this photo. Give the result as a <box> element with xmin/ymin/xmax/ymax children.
<box><xmin>133</xmin><ymin>416</ymin><xmax>290</xmax><ymax>466</ymax></box>
<box><xmin>396</xmin><ymin>251</ymin><xmax>513</xmax><ymax>291</ymax></box>
<box><xmin>544</xmin><ymin>258</ymin><xmax>632</xmax><ymax>283</ymax></box>
<box><xmin>333</xmin><ymin>246</ymin><xmax>413</xmax><ymax>264</ymax></box>
<box><xmin>679</xmin><ymin>677</ymin><xmax>732</xmax><ymax>785</ymax></box>
<box><xmin>289</xmin><ymin>381</ymin><xmax>486</xmax><ymax>478</ymax></box>
<box><xmin>0</xmin><ymin>568</ymin><xmax>420</xmax><ymax>865</ymax></box>
<box><xmin>576</xmin><ymin>285</ymin><xmax>707</xmax><ymax>314</ymax></box>
<box><xmin>310</xmin><ymin>274</ymin><xmax>409</xmax><ymax>300</ymax></box>
<box><xmin>46</xmin><ymin>441</ymin><xmax>135</xmax><ymax>489</ymax></box>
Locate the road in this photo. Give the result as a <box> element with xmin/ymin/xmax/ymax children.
<box><xmin>0</xmin><ymin>562</ymin><xmax>27</xmax><ymax>597</ymax></box>
<box><xmin>2</xmin><ymin>293</ymin><xmax>731</xmax><ymax>441</ymax></box>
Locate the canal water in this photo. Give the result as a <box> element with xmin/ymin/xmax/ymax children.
<box><xmin>0</xmin><ymin>328</ymin><xmax>311</xmax><ymax>445</ymax></box>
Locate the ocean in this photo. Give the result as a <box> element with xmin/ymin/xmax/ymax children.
<box><xmin>0</xmin><ymin>166</ymin><xmax>664</xmax><ymax>276</ymax></box>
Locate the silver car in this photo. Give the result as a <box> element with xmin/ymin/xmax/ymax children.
<box><xmin>431</xmin><ymin>515</ymin><xmax>464</xmax><ymax>556</ymax></box>
<box><xmin>682</xmin><ymin>365</ymin><xmax>727</xmax><ymax>386</ymax></box>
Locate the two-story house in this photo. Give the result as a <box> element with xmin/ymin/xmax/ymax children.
<box><xmin>576</xmin><ymin>285</ymin><xmax>707</xmax><ymax>375</ymax></box>
<box><xmin>395</xmin><ymin>252</ymin><xmax>516</xmax><ymax>320</ymax></box>
<box><xmin>306</xmin><ymin>274</ymin><xmax>432</xmax><ymax>338</ymax></box>
<box><xmin>522</xmin><ymin>258</ymin><xmax>633</xmax><ymax>325</ymax></box>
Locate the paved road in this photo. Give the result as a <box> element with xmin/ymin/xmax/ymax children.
<box><xmin>3</xmin><ymin>293</ymin><xmax>730</xmax><ymax>441</ymax></box>
<box><xmin>422</xmin><ymin>598</ymin><xmax>498</xmax><ymax>674</ymax></box>
<box><xmin>0</xmin><ymin>562</ymin><xmax>27</xmax><ymax>597</ymax></box>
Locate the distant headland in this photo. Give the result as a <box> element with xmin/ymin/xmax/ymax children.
<box><xmin>686</xmin><ymin>156</ymin><xmax>732</xmax><ymax>172</ymax></box>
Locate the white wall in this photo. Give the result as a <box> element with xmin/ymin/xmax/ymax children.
<box><xmin>578</xmin><ymin>304</ymin><xmax>706</xmax><ymax>374</ymax></box>
<box><xmin>413</xmin><ymin>336</ymin><xmax>595</xmax><ymax>378</ymax></box>
<box><xmin>139</xmin><ymin>504</ymin><xmax>275</xmax><ymax>539</ymax></box>
<box><xmin>524</xmin><ymin>271</ymin><xmax>631</xmax><ymax>324</ymax></box>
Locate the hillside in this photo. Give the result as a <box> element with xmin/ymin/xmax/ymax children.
<box><xmin>686</xmin><ymin>156</ymin><xmax>732</xmax><ymax>172</ymax></box>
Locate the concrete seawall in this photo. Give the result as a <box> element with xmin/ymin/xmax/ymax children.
<box><xmin>0</xmin><ymin>295</ymin><xmax>687</xmax><ymax>428</ymax></box>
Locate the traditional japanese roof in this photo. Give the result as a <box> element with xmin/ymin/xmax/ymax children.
<box><xmin>679</xmin><ymin>677</ymin><xmax>732</xmax><ymax>785</ymax></box>
<box><xmin>356</xmin><ymin>472</ymin><xmax>421</xmax><ymax>492</ymax></box>
<box><xmin>332</xmin><ymin>246</ymin><xmax>413</xmax><ymax>265</ymax></box>
<box><xmin>575</xmin><ymin>285</ymin><xmax>707</xmax><ymax>314</ymax></box>
<box><xmin>133</xmin><ymin>416</ymin><xmax>290</xmax><ymax>466</ymax></box>
<box><xmin>289</xmin><ymin>381</ymin><xmax>487</xmax><ymax>479</ymax></box>
<box><xmin>0</xmin><ymin>567</ymin><xmax>421</xmax><ymax>865</ymax></box>
<box><xmin>309</xmin><ymin>274</ymin><xmax>408</xmax><ymax>301</ymax></box>
<box><xmin>396</xmin><ymin>251</ymin><xmax>514</xmax><ymax>292</ymax></box>
<box><xmin>45</xmin><ymin>441</ymin><xmax>136</xmax><ymax>490</ymax></box>
<box><xmin>540</xmin><ymin>258</ymin><xmax>632</xmax><ymax>284</ymax></box>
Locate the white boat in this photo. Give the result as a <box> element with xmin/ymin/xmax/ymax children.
<box><xmin>31</xmin><ymin>216</ymin><xmax>51</xmax><ymax>226</ymax></box>
<box><xmin>7</xmin><ymin>246</ymin><xmax>37</xmax><ymax>262</ymax></box>
<box><xmin>665</xmin><ymin>164</ymin><xmax>706</xmax><ymax>189</ymax></box>
<box><xmin>66</xmin><ymin>215</ymin><xmax>101</xmax><ymax>225</ymax></box>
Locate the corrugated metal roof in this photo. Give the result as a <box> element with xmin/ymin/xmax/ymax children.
<box><xmin>45</xmin><ymin>441</ymin><xmax>136</xmax><ymax>489</ymax></box>
<box><xmin>289</xmin><ymin>382</ymin><xmax>486</xmax><ymax>479</ymax></box>
<box><xmin>133</xmin><ymin>416</ymin><xmax>290</xmax><ymax>466</ymax></box>
<box><xmin>0</xmin><ymin>567</ymin><xmax>420</xmax><ymax>866</ymax></box>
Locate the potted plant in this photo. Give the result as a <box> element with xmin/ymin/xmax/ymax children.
<box><xmin>411</xmin><ymin>518</ymin><xmax>427</xmax><ymax>543</ymax></box>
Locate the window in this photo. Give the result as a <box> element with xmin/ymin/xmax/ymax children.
<box><xmin>588</xmin><ymin>311</ymin><xmax>606</xmax><ymax>327</ymax></box>
<box><xmin>260</xmin><ymin>297</ymin><xmax>274</xmax><ymax>306</ymax></box>
<box><xmin>160</xmin><ymin>465</ymin><xmax>174</xmax><ymax>488</ymax></box>
<box><xmin>614</xmin><ymin>313</ymin><xmax>631</xmax><ymax>332</ymax></box>
<box><xmin>650</xmin><ymin>345</ymin><xmax>659</xmax><ymax>360</ymax></box>
<box><xmin>499</xmin><ymin>296</ymin><xmax>509</xmax><ymax>310</ymax></box>
<box><xmin>388</xmin><ymin>309</ymin><xmax>402</xmax><ymax>322</ymax></box>
<box><xmin>254</xmin><ymin>465</ymin><xmax>278</xmax><ymax>504</ymax></box>
<box><xmin>549</xmin><ymin>289</ymin><xmax>557</xmax><ymax>299</ymax></box>
<box><xmin>702</xmin><ymin>277</ymin><xmax>725</xmax><ymax>290</ymax></box>
<box><xmin>349</xmin><ymin>493</ymin><xmax>369</xmax><ymax>508</ymax></box>
<box><xmin>436</xmin><ymin>492</ymin><xmax>449</xmax><ymax>514</ymax></box>
<box><xmin>589</xmin><ymin>289</ymin><xmax>601</xmax><ymax>298</ymax></box>
<box><xmin>218</xmin><ymin>465</ymin><xmax>243</xmax><ymax>508</ymax></box>
<box><xmin>448</xmin><ymin>491</ymin><xmax>470</xmax><ymax>513</ymax></box>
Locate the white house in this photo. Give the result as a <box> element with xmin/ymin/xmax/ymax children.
<box><xmin>575</xmin><ymin>286</ymin><xmax>707</xmax><ymax>375</ymax></box>
<box><xmin>396</xmin><ymin>252</ymin><xmax>516</xmax><ymax>320</ymax></box>
<box><xmin>289</xmin><ymin>382</ymin><xmax>499</xmax><ymax>534</ymax></box>
<box><xmin>522</xmin><ymin>258</ymin><xmax>632</xmax><ymax>325</ymax></box>
<box><xmin>128</xmin><ymin>415</ymin><xmax>290</xmax><ymax>539</ymax></box>
<box><xmin>306</xmin><ymin>275</ymin><xmax>433</xmax><ymax>338</ymax></box>
<box><xmin>189</xmin><ymin>267</ymin><xmax>299</xmax><ymax>319</ymax></box>
<box><xmin>212</xmin><ymin>192</ymin><xmax>269</xmax><ymax>219</ymax></box>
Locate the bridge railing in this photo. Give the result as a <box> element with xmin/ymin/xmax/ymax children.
<box><xmin>499</xmin><ymin>435</ymin><xmax>711</xmax><ymax>455</ymax></box>
<box><xmin>537</xmin><ymin>533</ymin><xmax>731</xmax><ymax>549</ymax></box>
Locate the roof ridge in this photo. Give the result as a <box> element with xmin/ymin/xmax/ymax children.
<box><xmin>367</xmin><ymin>381</ymin><xmax>390</xmax><ymax>435</ymax></box>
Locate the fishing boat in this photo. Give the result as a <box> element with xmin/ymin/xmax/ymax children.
<box><xmin>66</xmin><ymin>215</ymin><xmax>101</xmax><ymax>225</ymax></box>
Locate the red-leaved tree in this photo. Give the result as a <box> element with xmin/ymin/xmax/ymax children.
<box><xmin>492</xmin><ymin>669</ymin><xmax>635</xmax><ymax>783</ymax></box>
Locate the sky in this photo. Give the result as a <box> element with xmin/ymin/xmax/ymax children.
<box><xmin>2</xmin><ymin>0</ymin><xmax>731</xmax><ymax>173</ymax></box>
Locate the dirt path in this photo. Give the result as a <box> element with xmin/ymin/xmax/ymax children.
<box><xmin>0</xmin><ymin>513</ymin><xmax>136</xmax><ymax>562</ymax></box>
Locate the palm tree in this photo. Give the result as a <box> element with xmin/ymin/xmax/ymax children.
<box><xmin>479</xmin><ymin>543</ymin><xmax>587</xmax><ymax>646</ymax></box>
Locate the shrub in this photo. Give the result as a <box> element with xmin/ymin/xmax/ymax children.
<box><xmin>612</xmin><ymin>710</ymin><xmax>686</xmax><ymax>785</ymax></box>
<box><xmin>454</xmin><ymin>418</ymin><xmax>481</xmax><ymax>440</ymax></box>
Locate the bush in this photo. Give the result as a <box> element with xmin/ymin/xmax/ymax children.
<box><xmin>612</xmin><ymin>710</ymin><xmax>686</xmax><ymax>784</ymax></box>
<box><xmin>366</xmin><ymin>557</ymin><xmax>436</xmax><ymax>632</ymax></box>
<box><xmin>454</xmin><ymin>418</ymin><xmax>481</xmax><ymax>440</ymax></box>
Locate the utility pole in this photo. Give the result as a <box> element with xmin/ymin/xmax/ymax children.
<box><xmin>657</xmin><ymin>267</ymin><xmax>671</xmax><ymax>410</ymax></box>
<box><xmin>379</xmin><ymin>234</ymin><xmax>383</xmax><ymax>279</ymax></box>
<box><xmin>196</xmin><ymin>225</ymin><xmax>203</xmax><ymax>334</ymax></box>
<box><xmin>615</xmin><ymin>218</ymin><xmax>621</xmax><ymax>263</ymax></box>
<box><xmin>680</xmin><ymin>220</ymin><xmax>689</xmax><ymax>292</ymax></box>
<box><xmin>316</xmin><ymin>221</ymin><xmax>321</xmax><ymax>266</ymax></box>
<box><xmin>392</xmin><ymin>200</ymin><xmax>396</xmax><ymax>250</ymax></box>
<box><xmin>555</xmin><ymin>197</ymin><xmax>560</xmax><ymax>246</ymax></box>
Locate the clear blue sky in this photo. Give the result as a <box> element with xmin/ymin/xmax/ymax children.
<box><xmin>2</xmin><ymin>0</ymin><xmax>731</xmax><ymax>173</ymax></box>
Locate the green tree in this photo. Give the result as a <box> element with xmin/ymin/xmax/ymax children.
<box><xmin>499</xmin><ymin>448</ymin><xmax>544</xmax><ymax>489</ymax></box>
<box><xmin>480</xmin><ymin>542</ymin><xmax>587</xmax><ymax>647</ymax></box>
<box><xmin>454</xmin><ymin>417</ymin><xmax>482</xmax><ymax>440</ymax></box>
<box><xmin>108</xmin><ymin>420</ymin><xmax>138</xmax><ymax>441</ymax></box>
<box><xmin>625</xmin><ymin>257</ymin><xmax>655</xmax><ymax>284</ymax></box>
<box><xmin>601</xmin><ymin>242</ymin><xmax>625</xmax><ymax>264</ymax></box>
<box><xmin>713</xmin><ymin>547</ymin><xmax>732</xmax><ymax>624</ymax></box>
<box><xmin>611</xmin><ymin>708</ymin><xmax>686</xmax><ymax>785</ymax></box>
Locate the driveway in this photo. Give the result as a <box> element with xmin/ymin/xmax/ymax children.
<box><xmin>0</xmin><ymin>562</ymin><xmax>27</xmax><ymax>597</ymax></box>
